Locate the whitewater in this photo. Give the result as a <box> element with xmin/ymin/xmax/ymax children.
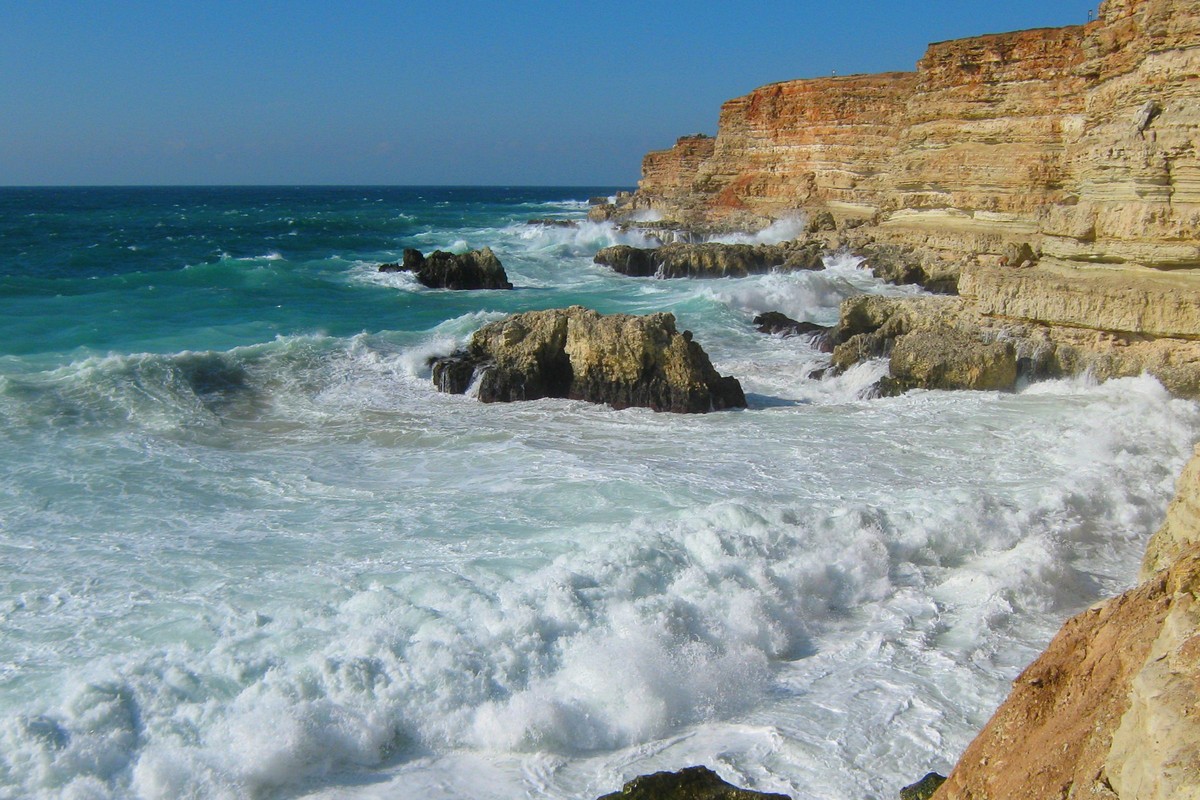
<box><xmin>0</xmin><ymin>186</ymin><xmax>1195</xmax><ymax>800</ymax></box>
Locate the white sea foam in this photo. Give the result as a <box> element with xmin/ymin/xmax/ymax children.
<box><xmin>708</xmin><ymin>215</ymin><xmax>810</xmax><ymax>245</ymax></box>
<box><xmin>1</xmin><ymin>344</ymin><xmax>1196</xmax><ymax>799</ymax></box>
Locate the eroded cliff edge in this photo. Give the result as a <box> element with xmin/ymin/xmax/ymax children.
<box><xmin>595</xmin><ymin>0</ymin><xmax>1200</xmax><ymax>797</ymax></box>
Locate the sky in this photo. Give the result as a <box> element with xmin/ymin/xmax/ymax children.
<box><xmin>1</xmin><ymin>1</ymin><xmax>1095</xmax><ymax>186</ymax></box>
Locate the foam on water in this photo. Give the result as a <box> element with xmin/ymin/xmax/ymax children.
<box><xmin>2</xmin><ymin>188</ymin><xmax>1199</xmax><ymax>800</ymax></box>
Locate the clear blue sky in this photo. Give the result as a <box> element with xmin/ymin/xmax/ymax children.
<box><xmin>1</xmin><ymin>1</ymin><xmax>1094</xmax><ymax>186</ymax></box>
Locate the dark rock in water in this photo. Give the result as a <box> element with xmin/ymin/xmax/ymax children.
<box><xmin>594</xmin><ymin>240</ymin><xmax>824</xmax><ymax>279</ymax></box>
<box><xmin>379</xmin><ymin>247</ymin><xmax>513</xmax><ymax>290</ymax></box>
<box><xmin>588</xmin><ymin>196</ymin><xmax>611</xmax><ymax>205</ymax></box>
<box><xmin>526</xmin><ymin>218</ymin><xmax>579</xmax><ymax>228</ymax></box>
<box><xmin>752</xmin><ymin>311</ymin><xmax>833</xmax><ymax>350</ymax></box>
<box><xmin>430</xmin><ymin>306</ymin><xmax>745</xmax><ymax>413</ymax></box>
<box><xmin>596</xmin><ymin>766</ymin><xmax>791</xmax><ymax>800</ymax></box>
<box><xmin>899</xmin><ymin>772</ymin><xmax>946</xmax><ymax>800</ymax></box>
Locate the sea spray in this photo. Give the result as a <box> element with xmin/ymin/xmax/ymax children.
<box><xmin>1</xmin><ymin>187</ymin><xmax>1197</xmax><ymax>800</ymax></box>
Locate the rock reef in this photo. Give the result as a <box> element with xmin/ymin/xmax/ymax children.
<box><xmin>380</xmin><ymin>247</ymin><xmax>513</xmax><ymax>290</ymax></box>
<box><xmin>430</xmin><ymin>306</ymin><xmax>745</xmax><ymax>413</ymax></box>
<box><xmin>594</xmin><ymin>240</ymin><xmax>824</xmax><ymax>279</ymax></box>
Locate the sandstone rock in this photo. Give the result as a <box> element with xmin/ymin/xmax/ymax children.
<box><xmin>938</xmin><ymin>545</ymin><xmax>1200</xmax><ymax>800</ymax></box>
<box><xmin>1142</xmin><ymin>443</ymin><xmax>1200</xmax><ymax>579</ymax></box>
<box><xmin>883</xmin><ymin>329</ymin><xmax>1017</xmax><ymax>394</ymax></box>
<box><xmin>430</xmin><ymin>306</ymin><xmax>745</xmax><ymax>413</ymax></box>
<box><xmin>594</xmin><ymin>241</ymin><xmax>825</xmax><ymax>279</ymax></box>
<box><xmin>596</xmin><ymin>766</ymin><xmax>790</xmax><ymax>800</ymax></box>
<box><xmin>381</xmin><ymin>247</ymin><xmax>513</xmax><ymax>290</ymax></box>
<box><xmin>608</xmin><ymin>0</ymin><xmax>1200</xmax><ymax>295</ymax></box>
<box><xmin>899</xmin><ymin>772</ymin><xmax>946</xmax><ymax>800</ymax></box>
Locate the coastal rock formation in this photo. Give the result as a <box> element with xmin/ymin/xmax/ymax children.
<box><xmin>752</xmin><ymin>311</ymin><xmax>832</xmax><ymax>349</ymax></box>
<box><xmin>379</xmin><ymin>247</ymin><xmax>513</xmax><ymax>290</ymax></box>
<box><xmin>613</xmin><ymin>0</ymin><xmax>1200</xmax><ymax>283</ymax></box>
<box><xmin>829</xmin><ymin>295</ymin><xmax>1019</xmax><ymax>393</ymax></box>
<box><xmin>596</xmin><ymin>766</ymin><xmax>790</xmax><ymax>800</ymax></box>
<box><xmin>430</xmin><ymin>306</ymin><xmax>746</xmax><ymax>413</ymax></box>
<box><xmin>594</xmin><ymin>241</ymin><xmax>824</xmax><ymax>279</ymax></box>
<box><xmin>936</xmin><ymin>445</ymin><xmax>1200</xmax><ymax>800</ymax></box>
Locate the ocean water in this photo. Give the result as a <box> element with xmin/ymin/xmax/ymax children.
<box><xmin>0</xmin><ymin>186</ymin><xmax>1195</xmax><ymax>800</ymax></box>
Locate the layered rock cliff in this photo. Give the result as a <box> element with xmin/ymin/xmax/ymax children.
<box><xmin>613</xmin><ymin>0</ymin><xmax>1200</xmax><ymax>276</ymax></box>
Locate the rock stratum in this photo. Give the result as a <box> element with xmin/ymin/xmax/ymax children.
<box><xmin>594</xmin><ymin>0</ymin><xmax>1200</xmax><ymax>797</ymax></box>
<box><xmin>430</xmin><ymin>306</ymin><xmax>746</xmax><ymax>413</ymax></box>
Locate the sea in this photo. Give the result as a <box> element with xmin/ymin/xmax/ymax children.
<box><xmin>0</xmin><ymin>186</ymin><xmax>1195</xmax><ymax>800</ymax></box>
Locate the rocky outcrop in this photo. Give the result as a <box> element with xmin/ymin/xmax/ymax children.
<box><xmin>430</xmin><ymin>306</ymin><xmax>746</xmax><ymax>413</ymax></box>
<box><xmin>936</xmin><ymin>446</ymin><xmax>1200</xmax><ymax>800</ymax></box>
<box><xmin>596</xmin><ymin>766</ymin><xmax>790</xmax><ymax>800</ymax></box>
<box><xmin>614</xmin><ymin>0</ymin><xmax>1200</xmax><ymax>284</ymax></box>
<box><xmin>380</xmin><ymin>247</ymin><xmax>513</xmax><ymax>290</ymax></box>
<box><xmin>594</xmin><ymin>241</ymin><xmax>824</xmax><ymax>279</ymax></box>
<box><xmin>752</xmin><ymin>311</ymin><xmax>832</xmax><ymax>349</ymax></box>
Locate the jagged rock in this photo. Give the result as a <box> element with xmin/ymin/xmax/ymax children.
<box><xmin>430</xmin><ymin>306</ymin><xmax>745</xmax><ymax>413</ymax></box>
<box><xmin>594</xmin><ymin>241</ymin><xmax>825</xmax><ymax>279</ymax></box>
<box><xmin>596</xmin><ymin>766</ymin><xmax>791</xmax><ymax>800</ymax></box>
<box><xmin>1000</xmin><ymin>241</ymin><xmax>1037</xmax><ymax>268</ymax></box>
<box><xmin>899</xmin><ymin>772</ymin><xmax>946</xmax><ymax>800</ymax></box>
<box><xmin>588</xmin><ymin>196</ymin><xmax>611</xmax><ymax>205</ymax></box>
<box><xmin>752</xmin><ymin>312</ymin><xmax>833</xmax><ymax>350</ymax></box>
<box><xmin>379</xmin><ymin>247</ymin><xmax>513</xmax><ymax>290</ymax></box>
<box><xmin>807</xmin><ymin>210</ymin><xmax>837</xmax><ymax>232</ymax></box>
<box><xmin>883</xmin><ymin>329</ymin><xmax>1017</xmax><ymax>393</ymax></box>
<box><xmin>829</xmin><ymin>295</ymin><xmax>1017</xmax><ymax>392</ymax></box>
<box><xmin>526</xmin><ymin>218</ymin><xmax>579</xmax><ymax>228</ymax></box>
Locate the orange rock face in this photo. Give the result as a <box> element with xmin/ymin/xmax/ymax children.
<box><xmin>630</xmin><ymin>0</ymin><xmax>1200</xmax><ymax>271</ymax></box>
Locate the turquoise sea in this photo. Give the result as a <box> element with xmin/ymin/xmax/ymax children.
<box><xmin>1</xmin><ymin>186</ymin><xmax>1195</xmax><ymax>799</ymax></box>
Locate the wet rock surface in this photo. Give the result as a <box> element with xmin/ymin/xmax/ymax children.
<box><xmin>431</xmin><ymin>306</ymin><xmax>745</xmax><ymax>413</ymax></box>
<box><xmin>379</xmin><ymin>247</ymin><xmax>513</xmax><ymax>290</ymax></box>
<box><xmin>596</xmin><ymin>766</ymin><xmax>791</xmax><ymax>800</ymax></box>
<box><xmin>594</xmin><ymin>241</ymin><xmax>824</xmax><ymax>279</ymax></box>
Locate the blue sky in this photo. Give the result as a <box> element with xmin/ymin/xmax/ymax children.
<box><xmin>1</xmin><ymin>1</ymin><xmax>1093</xmax><ymax>186</ymax></box>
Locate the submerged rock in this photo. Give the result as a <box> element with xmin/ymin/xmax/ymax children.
<box><xmin>594</xmin><ymin>240</ymin><xmax>824</xmax><ymax>279</ymax></box>
<box><xmin>430</xmin><ymin>306</ymin><xmax>745</xmax><ymax>413</ymax></box>
<box><xmin>596</xmin><ymin>766</ymin><xmax>791</xmax><ymax>800</ymax></box>
<box><xmin>379</xmin><ymin>247</ymin><xmax>513</xmax><ymax>290</ymax></box>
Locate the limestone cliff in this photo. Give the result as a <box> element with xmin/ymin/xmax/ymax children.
<box><xmin>612</xmin><ymin>0</ymin><xmax>1200</xmax><ymax>275</ymax></box>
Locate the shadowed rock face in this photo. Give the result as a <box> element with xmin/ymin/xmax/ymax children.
<box><xmin>431</xmin><ymin>306</ymin><xmax>746</xmax><ymax>413</ymax></box>
<box><xmin>379</xmin><ymin>247</ymin><xmax>513</xmax><ymax>290</ymax></box>
<box><xmin>596</xmin><ymin>766</ymin><xmax>791</xmax><ymax>800</ymax></box>
<box><xmin>594</xmin><ymin>241</ymin><xmax>824</xmax><ymax>279</ymax></box>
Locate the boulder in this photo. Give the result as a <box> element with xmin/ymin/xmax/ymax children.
<box><xmin>594</xmin><ymin>241</ymin><xmax>825</xmax><ymax>279</ymax></box>
<box><xmin>829</xmin><ymin>295</ymin><xmax>1018</xmax><ymax>392</ymax></box>
<box><xmin>596</xmin><ymin>766</ymin><xmax>791</xmax><ymax>800</ymax></box>
<box><xmin>899</xmin><ymin>772</ymin><xmax>946</xmax><ymax>800</ymax></box>
<box><xmin>430</xmin><ymin>306</ymin><xmax>745</xmax><ymax>413</ymax></box>
<box><xmin>883</xmin><ymin>329</ymin><xmax>1017</xmax><ymax>394</ymax></box>
<box><xmin>526</xmin><ymin>218</ymin><xmax>579</xmax><ymax>228</ymax></box>
<box><xmin>379</xmin><ymin>247</ymin><xmax>513</xmax><ymax>290</ymax></box>
<box><xmin>752</xmin><ymin>311</ymin><xmax>833</xmax><ymax>351</ymax></box>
